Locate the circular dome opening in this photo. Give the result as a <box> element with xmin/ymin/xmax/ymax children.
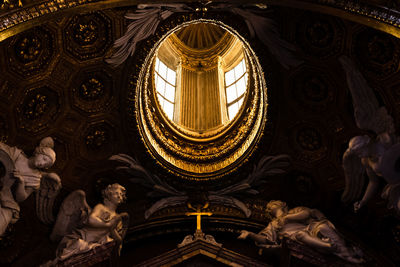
<box><xmin>135</xmin><ymin>20</ymin><xmax>268</xmax><ymax>180</ymax></box>
<box><xmin>153</xmin><ymin>23</ymin><xmax>249</xmax><ymax>137</ymax></box>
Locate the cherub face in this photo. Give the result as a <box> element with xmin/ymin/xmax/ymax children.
<box><xmin>108</xmin><ymin>187</ymin><xmax>125</xmax><ymax>205</ymax></box>
<box><xmin>34</xmin><ymin>154</ymin><xmax>53</xmax><ymax>169</ymax></box>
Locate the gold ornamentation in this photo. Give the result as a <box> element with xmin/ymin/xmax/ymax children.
<box><xmin>72</xmin><ymin>70</ymin><xmax>113</xmax><ymax>113</ymax></box>
<box><xmin>23</xmin><ymin>93</ymin><xmax>48</xmax><ymax>120</ymax></box>
<box><xmin>135</xmin><ymin>19</ymin><xmax>268</xmax><ymax>180</ymax></box>
<box><xmin>1</xmin><ymin>0</ymin><xmax>22</xmax><ymax>10</ymax></box>
<box><xmin>186</xmin><ymin>203</ymin><xmax>212</xmax><ymax>231</ymax></box>
<box><xmin>74</xmin><ymin>21</ymin><xmax>98</xmax><ymax>45</ymax></box>
<box><xmin>64</xmin><ymin>12</ymin><xmax>112</xmax><ymax>61</ymax></box>
<box><xmin>18</xmin><ymin>86</ymin><xmax>60</xmax><ymax>133</ymax></box>
<box><xmin>9</xmin><ymin>27</ymin><xmax>54</xmax><ymax>77</ymax></box>
<box><xmin>85</xmin><ymin>128</ymin><xmax>107</xmax><ymax>149</ymax></box>
<box><xmin>15</xmin><ymin>35</ymin><xmax>41</xmax><ymax>63</ymax></box>
<box><xmin>3</xmin><ymin>0</ymin><xmax>400</xmax><ymax>43</ymax></box>
<box><xmin>79</xmin><ymin>77</ymin><xmax>104</xmax><ymax>101</ymax></box>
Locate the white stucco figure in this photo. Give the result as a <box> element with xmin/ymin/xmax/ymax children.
<box><xmin>339</xmin><ymin>55</ymin><xmax>400</xmax><ymax>214</ymax></box>
<box><xmin>48</xmin><ymin>183</ymin><xmax>129</xmax><ymax>265</ymax></box>
<box><xmin>238</xmin><ymin>200</ymin><xmax>363</xmax><ymax>263</ymax></box>
<box><xmin>0</xmin><ymin>137</ymin><xmax>59</xmax><ymax>236</ymax></box>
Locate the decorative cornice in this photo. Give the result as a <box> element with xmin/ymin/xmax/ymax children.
<box><xmin>2</xmin><ymin>0</ymin><xmax>400</xmax><ymax>42</ymax></box>
<box><xmin>136</xmin><ymin>18</ymin><xmax>267</xmax><ymax>180</ymax></box>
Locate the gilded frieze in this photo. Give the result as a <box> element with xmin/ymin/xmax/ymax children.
<box><xmin>134</xmin><ymin>19</ymin><xmax>267</xmax><ymax>180</ymax></box>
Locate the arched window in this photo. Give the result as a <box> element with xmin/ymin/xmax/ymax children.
<box><xmin>155</xmin><ymin>57</ymin><xmax>176</xmax><ymax>120</ymax></box>
<box><xmin>225</xmin><ymin>58</ymin><xmax>248</xmax><ymax>120</ymax></box>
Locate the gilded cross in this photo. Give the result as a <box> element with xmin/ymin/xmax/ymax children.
<box><xmin>186</xmin><ymin>203</ymin><xmax>212</xmax><ymax>231</ymax></box>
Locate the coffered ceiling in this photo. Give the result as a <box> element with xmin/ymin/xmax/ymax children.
<box><xmin>1</xmin><ymin>1</ymin><xmax>400</xmax><ymax>266</ymax></box>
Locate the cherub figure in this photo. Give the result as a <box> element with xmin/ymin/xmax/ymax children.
<box><xmin>0</xmin><ymin>137</ymin><xmax>60</xmax><ymax>236</ymax></box>
<box><xmin>339</xmin><ymin>56</ymin><xmax>400</xmax><ymax>214</ymax></box>
<box><xmin>48</xmin><ymin>183</ymin><xmax>129</xmax><ymax>264</ymax></box>
<box><xmin>238</xmin><ymin>200</ymin><xmax>363</xmax><ymax>264</ymax></box>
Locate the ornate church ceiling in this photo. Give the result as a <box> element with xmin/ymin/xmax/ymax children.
<box><xmin>1</xmin><ymin>1</ymin><xmax>400</xmax><ymax>266</ymax></box>
<box><xmin>175</xmin><ymin>23</ymin><xmax>226</xmax><ymax>49</ymax></box>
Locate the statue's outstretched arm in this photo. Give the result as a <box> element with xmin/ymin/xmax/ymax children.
<box><xmin>248</xmin><ymin>232</ymin><xmax>275</xmax><ymax>245</ymax></box>
<box><xmin>282</xmin><ymin>209</ymin><xmax>311</xmax><ymax>223</ymax></box>
<box><xmin>238</xmin><ymin>229</ymin><xmax>277</xmax><ymax>245</ymax></box>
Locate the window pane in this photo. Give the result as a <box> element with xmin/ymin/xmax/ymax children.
<box><xmin>158</xmin><ymin>60</ymin><xmax>167</xmax><ymax>77</ymax></box>
<box><xmin>163</xmin><ymin>101</ymin><xmax>174</xmax><ymax>120</ymax></box>
<box><xmin>166</xmin><ymin>69</ymin><xmax>176</xmax><ymax>85</ymax></box>
<box><xmin>225</xmin><ymin>69</ymin><xmax>235</xmax><ymax>86</ymax></box>
<box><xmin>156</xmin><ymin>75</ymin><xmax>165</xmax><ymax>94</ymax></box>
<box><xmin>155</xmin><ymin>57</ymin><xmax>160</xmax><ymax>71</ymax></box>
<box><xmin>155</xmin><ymin>57</ymin><xmax>176</xmax><ymax>121</ymax></box>
<box><xmin>235</xmin><ymin>60</ymin><xmax>244</xmax><ymax>77</ymax></box>
<box><xmin>165</xmin><ymin>83</ymin><xmax>175</xmax><ymax>102</ymax></box>
<box><xmin>226</xmin><ymin>84</ymin><xmax>237</xmax><ymax>103</ymax></box>
<box><xmin>228</xmin><ymin>103</ymin><xmax>239</xmax><ymax>120</ymax></box>
<box><xmin>240</xmin><ymin>59</ymin><xmax>246</xmax><ymax>74</ymax></box>
<box><xmin>236</xmin><ymin>76</ymin><xmax>247</xmax><ymax>97</ymax></box>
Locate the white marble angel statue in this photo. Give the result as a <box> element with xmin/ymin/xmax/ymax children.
<box><xmin>0</xmin><ymin>137</ymin><xmax>60</xmax><ymax>236</ymax></box>
<box><xmin>47</xmin><ymin>183</ymin><xmax>129</xmax><ymax>265</ymax></box>
<box><xmin>238</xmin><ymin>200</ymin><xmax>363</xmax><ymax>263</ymax></box>
<box><xmin>339</xmin><ymin>55</ymin><xmax>400</xmax><ymax>214</ymax></box>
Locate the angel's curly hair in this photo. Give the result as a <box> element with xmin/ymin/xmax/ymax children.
<box><xmin>102</xmin><ymin>183</ymin><xmax>127</xmax><ymax>203</ymax></box>
<box><xmin>265</xmin><ymin>200</ymin><xmax>287</xmax><ymax>219</ymax></box>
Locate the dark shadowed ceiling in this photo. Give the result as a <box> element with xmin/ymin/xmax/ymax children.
<box><xmin>1</xmin><ymin>1</ymin><xmax>400</xmax><ymax>266</ymax></box>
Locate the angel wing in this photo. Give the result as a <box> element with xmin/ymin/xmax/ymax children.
<box><xmin>208</xmin><ymin>194</ymin><xmax>251</xmax><ymax>217</ymax></box>
<box><xmin>339</xmin><ymin>55</ymin><xmax>395</xmax><ymax>135</ymax></box>
<box><xmin>35</xmin><ymin>172</ymin><xmax>62</xmax><ymax>225</ymax></box>
<box><xmin>213</xmin><ymin>154</ymin><xmax>291</xmax><ymax>197</ymax></box>
<box><xmin>209</xmin><ymin>154</ymin><xmax>291</xmax><ymax>217</ymax></box>
<box><xmin>341</xmin><ymin>148</ymin><xmax>366</xmax><ymax>203</ymax></box>
<box><xmin>110</xmin><ymin>153</ymin><xmax>185</xmax><ymax>198</ymax></box>
<box><xmin>106</xmin><ymin>4</ymin><xmax>191</xmax><ymax>67</ymax></box>
<box><xmin>144</xmin><ymin>195</ymin><xmax>188</xmax><ymax>219</ymax></box>
<box><xmin>110</xmin><ymin>153</ymin><xmax>188</xmax><ymax>219</ymax></box>
<box><xmin>50</xmin><ymin>190</ymin><xmax>91</xmax><ymax>242</ymax></box>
